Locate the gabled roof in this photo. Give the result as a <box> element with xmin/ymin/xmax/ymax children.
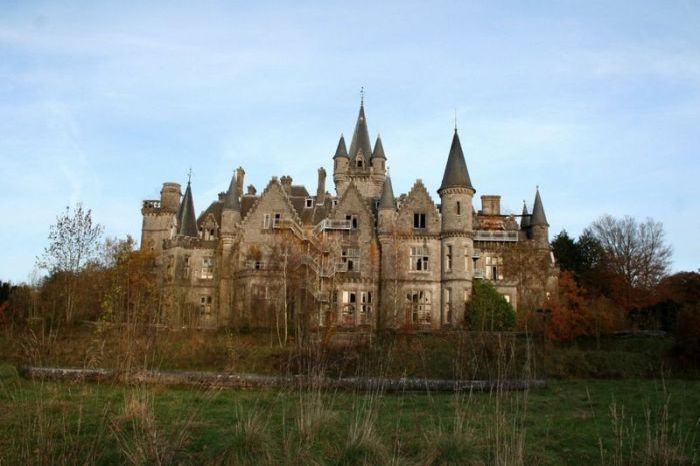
<box><xmin>520</xmin><ymin>201</ymin><xmax>530</xmax><ymax>229</ymax></box>
<box><xmin>330</xmin><ymin>181</ymin><xmax>375</xmax><ymax>223</ymax></box>
<box><xmin>439</xmin><ymin>130</ymin><xmax>474</xmax><ymax>192</ymax></box>
<box><xmin>333</xmin><ymin>134</ymin><xmax>348</xmax><ymax>159</ymax></box>
<box><xmin>178</xmin><ymin>181</ymin><xmax>198</xmax><ymax>237</ymax></box>
<box><xmin>347</xmin><ymin>103</ymin><xmax>373</xmax><ymax>161</ymax></box>
<box><xmin>530</xmin><ymin>188</ymin><xmax>549</xmax><ymax>226</ymax></box>
<box><xmin>372</xmin><ymin>135</ymin><xmax>386</xmax><ymax>160</ymax></box>
<box><xmin>378</xmin><ymin>175</ymin><xmax>395</xmax><ymax>209</ymax></box>
<box><xmin>222</xmin><ymin>172</ymin><xmax>240</xmax><ymax>211</ymax></box>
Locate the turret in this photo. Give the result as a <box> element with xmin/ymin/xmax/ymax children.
<box><xmin>177</xmin><ymin>181</ymin><xmax>198</xmax><ymax>237</ymax></box>
<box><xmin>221</xmin><ymin>171</ymin><xmax>241</xmax><ymax>235</ymax></box>
<box><xmin>377</xmin><ymin>175</ymin><xmax>396</xmax><ymax>232</ymax></box>
<box><xmin>332</xmin><ymin>134</ymin><xmax>349</xmax><ymax>193</ymax></box>
<box><xmin>520</xmin><ymin>201</ymin><xmax>530</xmax><ymax>229</ymax></box>
<box><xmin>438</xmin><ymin>128</ymin><xmax>476</xmax><ymax>327</ymax></box>
<box><xmin>529</xmin><ymin>187</ymin><xmax>549</xmax><ymax>246</ymax></box>
<box><xmin>371</xmin><ymin>135</ymin><xmax>387</xmax><ymax>174</ymax></box>
<box><xmin>438</xmin><ymin>129</ymin><xmax>475</xmax><ymax>233</ymax></box>
<box><xmin>140</xmin><ymin>182</ymin><xmax>181</xmax><ymax>252</ymax></box>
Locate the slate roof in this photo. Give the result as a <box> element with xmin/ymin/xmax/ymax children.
<box><xmin>520</xmin><ymin>201</ymin><xmax>530</xmax><ymax>229</ymax></box>
<box><xmin>530</xmin><ymin>188</ymin><xmax>549</xmax><ymax>226</ymax></box>
<box><xmin>378</xmin><ymin>175</ymin><xmax>395</xmax><ymax>209</ymax></box>
<box><xmin>333</xmin><ymin>134</ymin><xmax>348</xmax><ymax>159</ymax></box>
<box><xmin>347</xmin><ymin>104</ymin><xmax>373</xmax><ymax>161</ymax></box>
<box><xmin>439</xmin><ymin>130</ymin><xmax>474</xmax><ymax>192</ymax></box>
<box><xmin>222</xmin><ymin>172</ymin><xmax>240</xmax><ymax>210</ymax></box>
<box><xmin>372</xmin><ymin>135</ymin><xmax>386</xmax><ymax>160</ymax></box>
<box><xmin>178</xmin><ymin>182</ymin><xmax>198</xmax><ymax>237</ymax></box>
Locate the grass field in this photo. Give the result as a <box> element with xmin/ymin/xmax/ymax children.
<box><xmin>1</xmin><ymin>364</ymin><xmax>698</xmax><ymax>465</ymax></box>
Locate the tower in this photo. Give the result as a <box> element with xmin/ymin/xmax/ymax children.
<box><xmin>140</xmin><ymin>182</ymin><xmax>181</xmax><ymax>252</ymax></box>
<box><xmin>438</xmin><ymin>129</ymin><xmax>476</xmax><ymax>325</ymax></box>
<box><xmin>332</xmin><ymin>100</ymin><xmax>386</xmax><ymax>198</ymax></box>
<box><xmin>529</xmin><ymin>187</ymin><xmax>549</xmax><ymax>247</ymax></box>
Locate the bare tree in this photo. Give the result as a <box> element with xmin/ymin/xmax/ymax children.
<box><xmin>37</xmin><ymin>204</ymin><xmax>104</xmax><ymax>323</ymax></box>
<box><xmin>584</xmin><ymin>215</ymin><xmax>672</xmax><ymax>291</ymax></box>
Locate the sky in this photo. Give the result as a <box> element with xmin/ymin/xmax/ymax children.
<box><xmin>1</xmin><ymin>0</ymin><xmax>699</xmax><ymax>283</ymax></box>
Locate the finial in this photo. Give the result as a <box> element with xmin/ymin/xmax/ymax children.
<box><xmin>536</xmin><ymin>184</ymin><xmax>539</xmax><ymax>191</ymax></box>
<box><xmin>187</xmin><ymin>168</ymin><xmax>192</xmax><ymax>184</ymax></box>
<box><xmin>454</xmin><ymin>108</ymin><xmax>458</xmax><ymax>132</ymax></box>
<box><xmin>360</xmin><ymin>86</ymin><xmax>364</xmax><ymax>106</ymax></box>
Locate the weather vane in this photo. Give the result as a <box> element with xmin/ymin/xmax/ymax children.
<box><xmin>187</xmin><ymin>168</ymin><xmax>192</xmax><ymax>184</ymax></box>
<box><xmin>454</xmin><ymin>108</ymin><xmax>458</xmax><ymax>132</ymax></box>
<box><xmin>360</xmin><ymin>86</ymin><xmax>364</xmax><ymax>105</ymax></box>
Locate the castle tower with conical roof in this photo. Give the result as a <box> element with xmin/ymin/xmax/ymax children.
<box><xmin>438</xmin><ymin>129</ymin><xmax>476</xmax><ymax>326</ymax></box>
<box><xmin>332</xmin><ymin>99</ymin><xmax>386</xmax><ymax>199</ymax></box>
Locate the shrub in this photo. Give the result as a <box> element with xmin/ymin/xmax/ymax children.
<box><xmin>465</xmin><ymin>281</ymin><xmax>516</xmax><ymax>331</ymax></box>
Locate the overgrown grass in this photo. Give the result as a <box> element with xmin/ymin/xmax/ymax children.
<box><xmin>1</xmin><ymin>364</ymin><xmax>698</xmax><ymax>465</ymax></box>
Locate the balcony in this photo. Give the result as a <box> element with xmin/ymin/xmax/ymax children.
<box><xmin>473</xmin><ymin>270</ymin><xmax>485</xmax><ymax>279</ymax></box>
<box><xmin>472</xmin><ymin>249</ymin><xmax>481</xmax><ymax>259</ymax></box>
<box><xmin>314</xmin><ymin>218</ymin><xmax>352</xmax><ymax>233</ymax></box>
<box><xmin>473</xmin><ymin>230</ymin><xmax>518</xmax><ymax>242</ymax></box>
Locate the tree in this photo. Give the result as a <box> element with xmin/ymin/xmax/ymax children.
<box><xmin>37</xmin><ymin>204</ymin><xmax>104</xmax><ymax>323</ymax></box>
<box><xmin>584</xmin><ymin>215</ymin><xmax>672</xmax><ymax>305</ymax></box>
<box><xmin>465</xmin><ymin>280</ymin><xmax>516</xmax><ymax>331</ymax></box>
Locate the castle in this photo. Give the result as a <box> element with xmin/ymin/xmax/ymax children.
<box><xmin>140</xmin><ymin>100</ymin><xmax>558</xmax><ymax>330</ymax></box>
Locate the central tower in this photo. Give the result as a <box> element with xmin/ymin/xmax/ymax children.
<box><xmin>333</xmin><ymin>99</ymin><xmax>387</xmax><ymax>198</ymax></box>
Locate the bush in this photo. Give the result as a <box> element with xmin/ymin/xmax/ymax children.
<box><xmin>465</xmin><ymin>281</ymin><xmax>516</xmax><ymax>331</ymax></box>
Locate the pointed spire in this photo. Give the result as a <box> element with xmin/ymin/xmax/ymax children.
<box><xmin>372</xmin><ymin>134</ymin><xmax>386</xmax><ymax>160</ymax></box>
<box><xmin>378</xmin><ymin>175</ymin><xmax>395</xmax><ymax>209</ymax></box>
<box><xmin>333</xmin><ymin>134</ymin><xmax>348</xmax><ymax>159</ymax></box>
<box><xmin>178</xmin><ymin>181</ymin><xmax>198</xmax><ymax>237</ymax></box>
<box><xmin>520</xmin><ymin>201</ymin><xmax>530</xmax><ymax>229</ymax></box>
<box><xmin>223</xmin><ymin>171</ymin><xmax>240</xmax><ymax>211</ymax></box>
<box><xmin>530</xmin><ymin>187</ymin><xmax>549</xmax><ymax>226</ymax></box>
<box><xmin>347</xmin><ymin>101</ymin><xmax>373</xmax><ymax>161</ymax></box>
<box><xmin>439</xmin><ymin>129</ymin><xmax>474</xmax><ymax>193</ymax></box>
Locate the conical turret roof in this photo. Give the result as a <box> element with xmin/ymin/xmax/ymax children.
<box><xmin>347</xmin><ymin>103</ymin><xmax>373</xmax><ymax>161</ymax></box>
<box><xmin>178</xmin><ymin>181</ymin><xmax>198</xmax><ymax>237</ymax></box>
<box><xmin>223</xmin><ymin>171</ymin><xmax>240</xmax><ymax>210</ymax></box>
<box><xmin>439</xmin><ymin>130</ymin><xmax>474</xmax><ymax>192</ymax></box>
<box><xmin>378</xmin><ymin>175</ymin><xmax>395</xmax><ymax>209</ymax></box>
<box><xmin>372</xmin><ymin>135</ymin><xmax>386</xmax><ymax>160</ymax></box>
<box><xmin>333</xmin><ymin>134</ymin><xmax>348</xmax><ymax>159</ymax></box>
<box><xmin>530</xmin><ymin>188</ymin><xmax>549</xmax><ymax>226</ymax></box>
<box><xmin>520</xmin><ymin>201</ymin><xmax>530</xmax><ymax>229</ymax></box>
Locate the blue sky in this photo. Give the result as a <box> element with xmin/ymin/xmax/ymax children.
<box><xmin>1</xmin><ymin>1</ymin><xmax>699</xmax><ymax>283</ymax></box>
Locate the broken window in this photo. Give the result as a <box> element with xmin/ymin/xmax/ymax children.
<box><xmin>413</xmin><ymin>213</ymin><xmax>426</xmax><ymax>229</ymax></box>
<box><xmin>183</xmin><ymin>256</ymin><xmax>190</xmax><ymax>278</ymax></box>
<box><xmin>200</xmin><ymin>295</ymin><xmax>212</xmax><ymax>314</ymax></box>
<box><xmin>305</xmin><ymin>198</ymin><xmax>314</xmax><ymax>208</ymax></box>
<box><xmin>345</xmin><ymin>214</ymin><xmax>359</xmax><ymax>229</ymax></box>
<box><xmin>410</xmin><ymin>246</ymin><xmax>430</xmax><ymax>271</ymax></box>
<box><xmin>484</xmin><ymin>256</ymin><xmax>503</xmax><ymax>281</ymax></box>
<box><xmin>201</xmin><ymin>257</ymin><xmax>214</xmax><ymax>279</ymax></box>
<box><xmin>341</xmin><ymin>291</ymin><xmax>356</xmax><ymax>325</ymax></box>
<box><xmin>341</xmin><ymin>247</ymin><xmax>360</xmax><ymax>272</ymax></box>
<box><xmin>456</xmin><ymin>201</ymin><xmax>462</xmax><ymax>215</ymax></box>
<box><xmin>406</xmin><ymin>290</ymin><xmax>432</xmax><ymax>325</ymax></box>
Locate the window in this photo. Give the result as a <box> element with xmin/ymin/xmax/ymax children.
<box><xmin>263</xmin><ymin>212</ymin><xmax>281</xmax><ymax>229</ymax></box>
<box><xmin>406</xmin><ymin>290</ymin><xmax>432</xmax><ymax>325</ymax></box>
<box><xmin>445</xmin><ymin>245</ymin><xmax>453</xmax><ymax>271</ymax></box>
<box><xmin>444</xmin><ymin>288</ymin><xmax>452</xmax><ymax>325</ymax></box>
<box><xmin>410</xmin><ymin>246</ymin><xmax>430</xmax><ymax>271</ymax></box>
<box><xmin>341</xmin><ymin>247</ymin><xmax>360</xmax><ymax>272</ymax></box>
<box><xmin>502</xmin><ymin>294</ymin><xmax>511</xmax><ymax>303</ymax></box>
<box><xmin>346</xmin><ymin>214</ymin><xmax>359</xmax><ymax>229</ymax></box>
<box><xmin>183</xmin><ymin>256</ymin><xmax>190</xmax><ymax>278</ymax></box>
<box><xmin>200</xmin><ymin>295</ymin><xmax>212</xmax><ymax>314</ymax></box>
<box><xmin>464</xmin><ymin>246</ymin><xmax>469</xmax><ymax>273</ymax></box>
<box><xmin>456</xmin><ymin>201</ymin><xmax>462</xmax><ymax>215</ymax></box>
<box><xmin>341</xmin><ymin>291</ymin><xmax>356</xmax><ymax>325</ymax></box>
<box><xmin>201</xmin><ymin>257</ymin><xmax>214</xmax><ymax>279</ymax></box>
<box><xmin>484</xmin><ymin>256</ymin><xmax>503</xmax><ymax>281</ymax></box>
<box><xmin>413</xmin><ymin>213</ymin><xmax>426</xmax><ymax>229</ymax></box>
<box><xmin>356</xmin><ymin>156</ymin><xmax>365</xmax><ymax>168</ymax></box>
<box><xmin>359</xmin><ymin>291</ymin><xmax>372</xmax><ymax>324</ymax></box>
<box><xmin>305</xmin><ymin>198</ymin><xmax>314</xmax><ymax>208</ymax></box>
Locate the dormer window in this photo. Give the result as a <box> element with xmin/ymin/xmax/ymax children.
<box><xmin>356</xmin><ymin>156</ymin><xmax>365</xmax><ymax>168</ymax></box>
<box><xmin>305</xmin><ymin>198</ymin><xmax>314</xmax><ymax>208</ymax></box>
<box><xmin>346</xmin><ymin>214</ymin><xmax>359</xmax><ymax>229</ymax></box>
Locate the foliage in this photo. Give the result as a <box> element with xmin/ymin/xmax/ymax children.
<box><xmin>465</xmin><ymin>280</ymin><xmax>516</xmax><ymax>331</ymax></box>
<box><xmin>36</xmin><ymin>204</ymin><xmax>104</xmax><ymax>323</ymax></box>
<box><xmin>584</xmin><ymin>215</ymin><xmax>672</xmax><ymax>298</ymax></box>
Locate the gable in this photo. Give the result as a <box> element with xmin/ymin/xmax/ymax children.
<box><xmin>395</xmin><ymin>180</ymin><xmax>441</xmax><ymax>234</ymax></box>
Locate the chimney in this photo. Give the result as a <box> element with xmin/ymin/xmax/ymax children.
<box><xmin>160</xmin><ymin>182</ymin><xmax>181</xmax><ymax>211</ymax></box>
<box><xmin>247</xmin><ymin>184</ymin><xmax>257</xmax><ymax>195</ymax></box>
<box><xmin>316</xmin><ymin>167</ymin><xmax>326</xmax><ymax>205</ymax></box>
<box><xmin>481</xmin><ymin>195</ymin><xmax>501</xmax><ymax>215</ymax></box>
<box><xmin>235</xmin><ymin>167</ymin><xmax>245</xmax><ymax>198</ymax></box>
<box><xmin>280</xmin><ymin>175</ymin><xmax>292</xmax><ymax>194</ymax></box>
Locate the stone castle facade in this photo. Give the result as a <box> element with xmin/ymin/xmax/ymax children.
<box><xmin>140</xmin><ymin>101</ymin><xmax>558</xmax><ymax>330</ymax></box>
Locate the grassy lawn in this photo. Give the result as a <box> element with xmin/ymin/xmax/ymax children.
<box><xmin>1</xmin><ymin>364</ymin><xmax>698</xmax><ymax>465</ymax></box>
